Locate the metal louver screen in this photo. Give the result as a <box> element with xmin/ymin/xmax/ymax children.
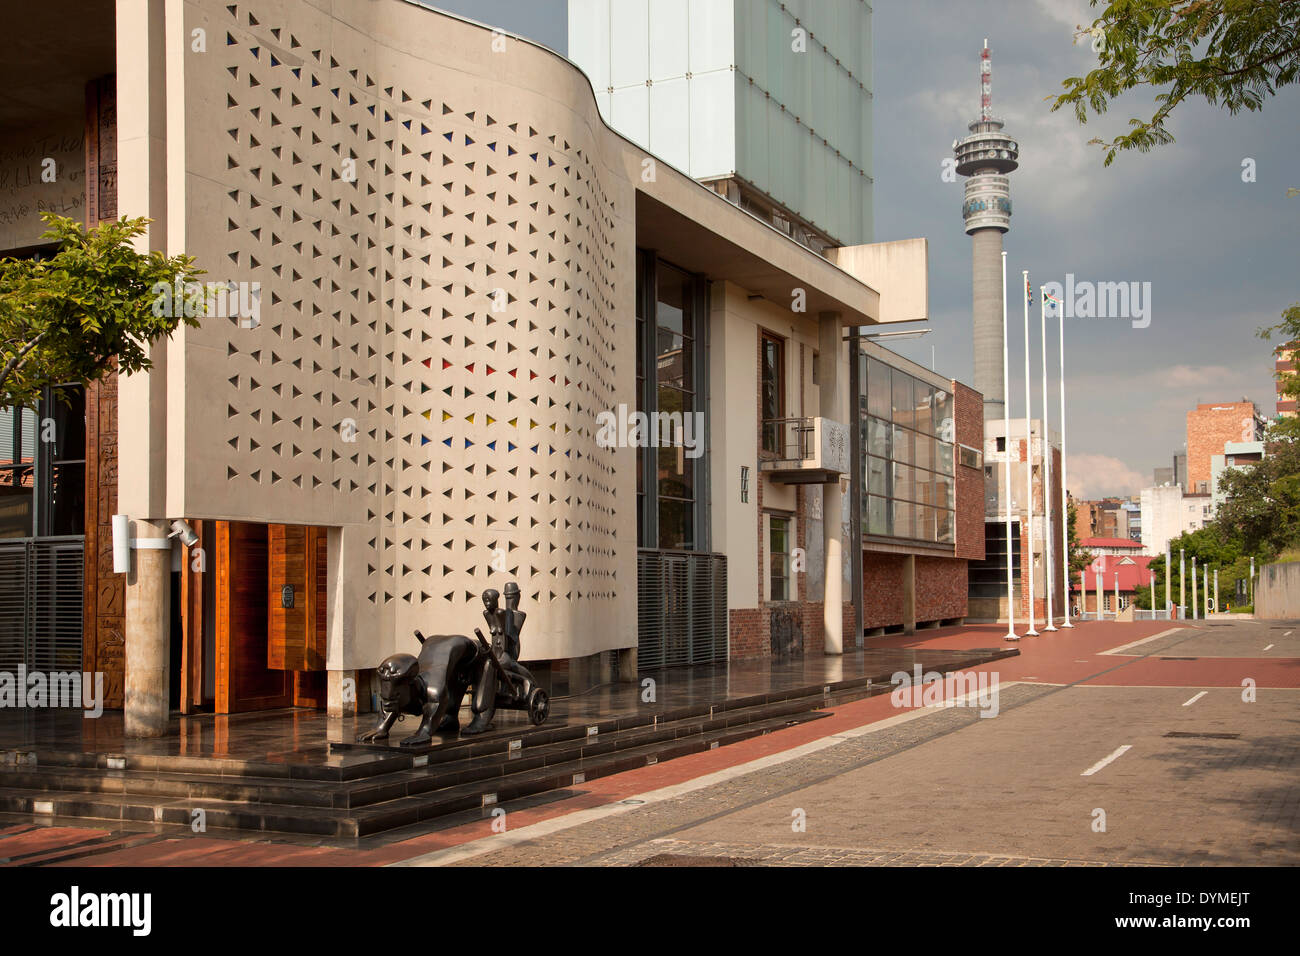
<box><xmin>0</xmin><ymin>537</ymin><xmax>84</xmax><ymax>674</ymax></box>
<box><xmin>636</xmin><ymin>549</ymin><xmax>727</xmax><ymax>670</ymax></box>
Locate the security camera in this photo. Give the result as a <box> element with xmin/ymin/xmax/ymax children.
<box><xmin>169</xmin><ymin>519</ymin><xmax>199</xmax><ymax>548</ymax></box>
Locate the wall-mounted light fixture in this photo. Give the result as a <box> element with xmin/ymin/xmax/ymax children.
<box><xmin>169</xmin><ymin>519</ymin><xmax>199</xmax><ymax>548</ymax></box>
<box><xmin>740</xmin><ymin>466</ymin><xmax>750</xmax><ymax>503</ymax></box>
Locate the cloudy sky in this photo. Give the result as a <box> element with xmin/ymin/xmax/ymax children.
<box><xmin>422</xmin><ymin>0</ymin><xmax>1299</xmax><ymax>499</ymax></box>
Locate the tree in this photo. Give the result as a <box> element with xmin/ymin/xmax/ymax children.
<box><xmin>1067</xmin><ymin>499</ymin><xmax>1095</xmax><ymax>575</ymax></box>
<box><xmin>0</xmin><ymin>212</ymin><xmax>203</xmax><ymax>410</ymax></box>
<box><xmin>1051</xmin><ymin>1</ymin><xmax>1300</xmax><ymax>165</ymax></box>
<box><xmin>1258</xmin><ymin>302</ymin><xmax>1300</xmax><ymax>441</ymax></box>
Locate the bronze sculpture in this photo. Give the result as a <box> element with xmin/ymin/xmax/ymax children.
<box><xmin>358</xmin><ymin>582</ymin><xmax>549</xmax><ymax>747</ymax></box>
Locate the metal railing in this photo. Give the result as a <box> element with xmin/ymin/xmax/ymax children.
<box><xmin>761</xmin><ymin>417</ymin><xmax>815</xmax><ymax>462</ymax></box>
<box><xmin>0</xmin><ymin>536</ymin><xmax>84</xmax><ymax>673</ymax></box>
<box><xmin>637</xmin><ymin>549</ymin><xmax>728</xmax><ymax>670</ymax></box>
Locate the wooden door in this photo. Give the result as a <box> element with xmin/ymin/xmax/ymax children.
<box><xmin>267</xmin><ymin>524</ymin><xmax>327</xmax><ymax>672</ymax></box>
<box><xmin>179</xmin><ymin>520</ymin><xmax>205</xmax><ymax>714</ymax></box>
<box><xmin>214</xmin><ymin>521</ymin><xmax>292</xmax><ymax>713</ymax></box>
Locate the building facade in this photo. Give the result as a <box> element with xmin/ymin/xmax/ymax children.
<box><xmin>567</xmin><ymin>0</ymin><xmax>873</xmax><ymax>253</ymax></box>
<box><xmin>1140</xmin><ymin>483</ymin><xmax>1212</xmax><ymax>557</ymax></box>
<box><xmin>970</xmin><ymin>419</ymin><xmax>1064</xmax><ymax>624</ymax></box>
<box><xmin>1185</xmin><ymin>400</ymin><xmax>1265</xmax><ymax>495</ymax></box>
<box><xmin>1275</xmin><ymin>341</ymin><xmax>1297</xmax><ymax>419</ymax></box>
<box><xmin>2</xmin><ymin>0</ymin><xmax>960</xmax><ymax>735</ymax></box>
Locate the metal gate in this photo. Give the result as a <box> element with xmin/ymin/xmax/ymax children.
<box><xmin>636</xmin><ymin>549</ymin><xmax>727</xmax><ymax>669</ymax></box>
<box><xmin>0</xmin><ymin>536</ymin><xmax>84</xmax><ymax>674</ymax></box>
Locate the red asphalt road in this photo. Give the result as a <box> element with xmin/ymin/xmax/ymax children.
<box><xmin>7</xmin><ymin>619</ymin><xmax>1296</xmax><ymax>867</ymax></box>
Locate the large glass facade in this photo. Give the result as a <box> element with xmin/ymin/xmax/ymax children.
<box><xmin>859</xmin><ymin>354</ymin><xmax>954</xmax><ymax>544</ymax></box>
<box><xmin>636</xmin><ymin>251</ymin><xmax>707</xmax><ymax>552</ymax></box>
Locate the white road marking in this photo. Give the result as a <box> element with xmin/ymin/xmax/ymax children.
<box><xmin>1100</xmin><ymin>628</ymin><xmax>1183</xmax><ymax>656</ymax></box>
<box><xmin>390</xmin><ymin>680</ymin><xmax>1019</xmax><ymax>866</ymax></box>
<box><xmin>1284</xmin><ymin>631</ymin><xmax>1293</xmax><ymax>637</ymax></box>
<box><xmin>1081</xmin><ymin>745</ymin><xmax>1132</xmax><ymax>777</ymax></box>
<box><xmin>1264</xmin><ymin>644</ymin><xmax>1275</xmax><ymax>651</ymax></box>
<box><xmin>1182</xmin><ymin>691</ymin><xmax>1207</xmax><ymax>707</ymax></box>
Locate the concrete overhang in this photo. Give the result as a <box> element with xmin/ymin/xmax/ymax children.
<box><xmin>828</xmin><ymin>238</ymin><xmax>929</xmax><ymax>325</ymax></box>
<box><xmin>0</xmin><ymin>0</ymin><xmax>115</xmax><ymax>130</ymax></box>
<box><xmin>634</xmin><ymin>183</ymin><xmax>881</xmax><ymax>327</ymax></box>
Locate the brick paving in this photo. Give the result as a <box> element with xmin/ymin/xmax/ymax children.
<box><xmin>603</xmin><ymin>838</ymin><xmax>1156</xmax><ymax>867</ymax></box>
<box><xmin>6</xmin><ymin>618</ymin><xmax>1298</xmax><ymax>867</ymax></box>
<box><xmin>454</xmin><ymin>684</ymin><xmax>1054</xmax><ymax>867</ymax></box>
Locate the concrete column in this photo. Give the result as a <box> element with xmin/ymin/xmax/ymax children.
<box><xmin>124</xmin><ymin>519</ymin><xmax>171</xmax><ymax>737</ymax></box>
<box><xmin>972</xmin><ymin>229</ymin><xmax>1006</xmax><ymax>421</ymax></box>
<box><xmin>818</xmin><ymin>312</ymin><xmax>843</xmax><ymax>655</ymax></box>
<box><xmin>903</xmin><ymin>554</ymin><xmax>917</xmax><ymax>636</ymax></box>
<box><xmin>617</xmin><ymin>646</ymin><xmax>638</xmax><ymax>683</ymax></box>
<box><xmin>328</xmin><ymin>669</ymin><xmax>358</xmax><ymax>718</ymax></box>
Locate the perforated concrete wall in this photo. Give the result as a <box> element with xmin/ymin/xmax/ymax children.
<box><xmin>128</xmin><ymin>0</ymin><xmax>638</xmax><ymax>665</ymax></box>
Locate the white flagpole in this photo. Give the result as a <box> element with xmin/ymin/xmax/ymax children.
<box><xmin>1023</xmin><ymin>272</ymin><xmax>1038</xmax><ymax>635</ymax></box>
<box><xmin>1003</xmin><ymin>252</ymin><xmax>1016</xmax><ymax>640</ymax></box>
<box><xmin>1057</xmin><ymin>295</ymin><xmax>1073</xmax><ymax>628</ymax></box>
<box><xmin>1040</xmin><ymin>288</ymin><xmax>1057</xmax><ymax>632</ymax></box>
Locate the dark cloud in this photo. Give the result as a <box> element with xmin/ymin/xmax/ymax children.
<box><xmin>418</xmin><ymin>0</ymin><xmax>1299</xmax><ymax>496</ymax></box>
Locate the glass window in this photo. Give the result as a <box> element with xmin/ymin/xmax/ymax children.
<box><xmin>937</xmin><ymin>441</ymin><xmax>954</xmax><ymax>476</ymax></box>
<box><xmin>934</xmin><ymin>388</ymin><xmax>954</xmax><ymax>441</ymax></box>
<box><xmin>914</xmin><ymin>383</ymin><xmax>934</xmax><ymax>436</ymax></box>
<box><xmin>857</xmin><ymin>353</ymin><xmax>957</xmax><ymax>545</ymax></box>
<box><xmin>0</xmin><ymin>406</ymin><xmax>37</xmax><ymax>538</ymax></box>
<box><xmin>0</xmin><ymin>387</ymin><xmax>85</xmax><ymax>539</ymax></box>
<box><xmin>893</xmin><ymin>463</ymin><xmax>914</xmax><ymax>503</ymax></box>
<box><xmin>892</xmin><ymin>372</ymin><xmax>913</xmax><ymax>428</ymax></box>
<box><xmin>636</xmin><ymin>255</ymin><xmax>706</xmax><ymax>551</ymax></box>
<box><xmin>867</xmin><ymin>495</ymin><xmax>889</xmax><ymax>535</ymax></box>
<box><xmin>867</xmin><ymin>417</ymin><xmax>889</xmax><ymax>458</ymax></box>
<box><xmin>769</xmin><ymin>515</ymin><xmax>791</xmax><ymax>601</ymax></box>
<box><xmin>867</xmin><ymin>357</ymin><xmax>891</xmax><ymax>419</ymax></box>
<box><xmin>893</xmin><ymin>501</ymin><xmax>914</xmax><ymax>540</ymax></box>
<box><xmin>914</xmin><ymin>433</ymin><xmax>933</xmax><ymax>472</ymax></box>
<box><xmin>867</xmin><ymin>455</ymin><xmax>887</xmax><ymax>496</ymax></box>
<box><xmin>892</xmin><ymin>425</ymin><xmax>912</xmax><ymax>466</ymax></box>
<box><xmin>761</xmin><ymin>334</ymin><xmax>784</xmax><ymax>454</ymax></box>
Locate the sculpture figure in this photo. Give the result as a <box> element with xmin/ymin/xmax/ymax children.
<box><xmin>357</xmin><ymin>632</ymin><xmax>495</xmax><ymax>747</ymax></box>
<box><xmin>357</xmin><ymin>581</ymin><xmax>548</xmax><ymax>748</ymax></box>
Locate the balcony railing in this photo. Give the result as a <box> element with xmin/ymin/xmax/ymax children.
<box><xmin>759</xmin><ymin>416</ymin><xmax>848</xmax><ymax>484</ymax></box>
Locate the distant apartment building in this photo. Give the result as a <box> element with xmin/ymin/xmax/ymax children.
<box><xmin>1275</xmin><ymin>342</ymin><xmax>1297</xmax><ymax>418</ymax></box>
<box><xmin>1073</xmin><ymin>497</ymin><xmax>1123</xmax><ymax>541</ymax></box>
<box><xmin>1210</xmin><ymin>440</ymin><xmax>1265</xmax><ymax>507</ymax></box>
<box><xmin>1186</xmin><ymin>401</ymin><xmax>1265</xmax><ymax>494</ymax></box>
<box><xmin>1141</xmin><ymin>484</ymin><xmax>1213</xmax><ymax>556</ymax></box>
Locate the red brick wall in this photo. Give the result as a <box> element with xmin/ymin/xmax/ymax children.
<box><xmin>952</xmin><ymin>380</ymin><xmax>985</xmax><ymax>562</ymax></box>
<box><xmin>917</xmin><ymin>555</ymin><xmax>969</xmax><ymax>621</ymax></box>
<box><xmin>1186</xmin><ymin>401</ymin><xmax>1259</xmax><ymax>492</ymax></box>
<box><xmin>862</xmin><ymin>550</ymin><xmax>968</xmax><ymax>628</ymax></box>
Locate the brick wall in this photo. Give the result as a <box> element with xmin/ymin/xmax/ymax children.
<box><xmin>1186</xmin><ymin>401</ymin><xmax>1259</xmax><ymax>492</ymax></box>
<box><xmin>952</xmin><ymin>380</ymin><xmax>985</xmax><ymax>562</ymax></box>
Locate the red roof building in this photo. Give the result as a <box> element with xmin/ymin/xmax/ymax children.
<box><xmin>1079</xmin><ymin>536</ymin><xmax>1146</xmax><ymax>557</ymax></box>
